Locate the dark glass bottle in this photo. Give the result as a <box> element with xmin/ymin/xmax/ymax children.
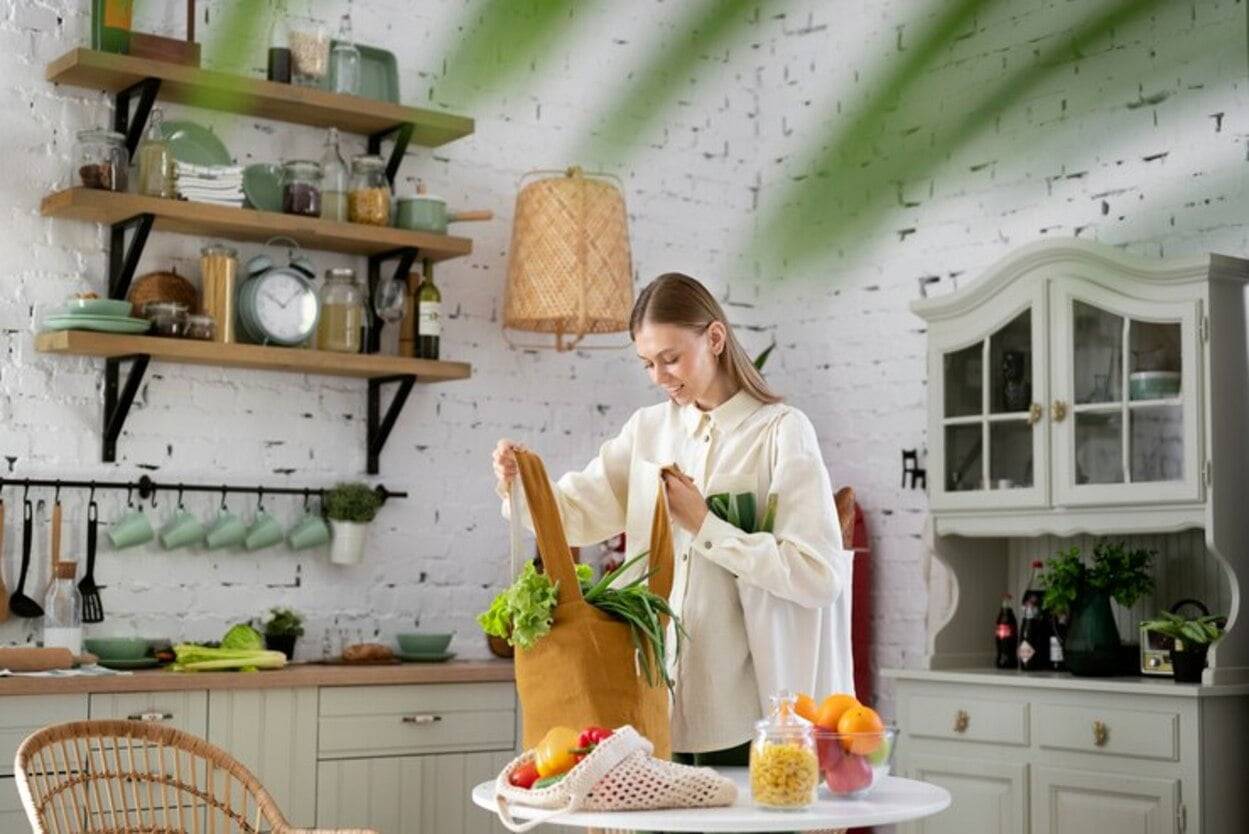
<box><xmin>995</xmin><ymin>593</ymin><xmax>1018</xmax><ymax>670</ymax></box>
<box><xmin>1018</xmin><ymin>560</ymin><xmax>1051</xmax><ymax>672</ymax></box>
<box><xmin>416</xmin><ymin>260</ymin><xmax>441</xmax><ymax>360</ymax></box>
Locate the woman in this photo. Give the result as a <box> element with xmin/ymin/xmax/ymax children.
<box><xmin>492</xmin><ymin>272</ymin><xmax>853</xmax><ymax>768</ymax></box>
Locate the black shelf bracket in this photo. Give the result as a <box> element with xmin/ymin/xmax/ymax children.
<box><xmin>366</xmin><ymin>246</ymin><xmax>419</xmax><ymax>354</ymax></box>
<box><xmin>368</xmin><ymin>122</ymin><xmax>415</xmax><ymax>187</ymax></box>
<box><xmin>367</xmin><ymin>374</ymin><xmax>417</xmax><ymax>475</ymax></box>
<box><xmin>102</xmin><ymin>354</ymin><xmax>151</xmax><ymax>463</ymax></box>
<box><xmin>113</xmin><ymin>77</ymin><xmax>162</xmax><ymax>158</ymax></box>
<box><xmin>108</xmin><ymin>213</ymin><xmax>155</xmax><ymax>300</ymax></box>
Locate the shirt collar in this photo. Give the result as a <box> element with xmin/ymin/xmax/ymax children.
<box><xmin>680</xmin><ymin>389</ymin><xmax>763</xmax><ymax>437</ymax></box>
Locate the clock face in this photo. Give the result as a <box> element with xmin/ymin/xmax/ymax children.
<box><xmin>252</xmin><ymin>270</ymin><xmax>318</xmax><ymax>344</ymax></box>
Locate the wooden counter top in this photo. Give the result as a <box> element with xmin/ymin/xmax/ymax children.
<box><xmin>0</xmin><ymin>659</ymin><xmax>514</xmax><ymax>696</ymax></box>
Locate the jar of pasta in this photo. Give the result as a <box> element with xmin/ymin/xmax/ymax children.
<box><xmin>749</xmin><ymin>691</ymin><xmax>819</xmax><ymax>810</ymax></box>
<box><xmin>347</xmin><ymin>154</ymin><xmax>391</xmax><ymax>225</ymax></box>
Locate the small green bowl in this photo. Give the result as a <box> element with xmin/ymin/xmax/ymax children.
<box><xmin>84</xmin><ymin>637</ymin><xmax>150</xmax><ymax>660</ymax></box>
<box><xmin>397</xmin><ymin>633</ymin><xmax>452</xmax><ymax>654</ymax></box>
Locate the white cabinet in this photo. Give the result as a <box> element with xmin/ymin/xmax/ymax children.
<box><xmin>0</xmin><ymin>777</ymin><xmax>27</xmax><ymax>833</ymax></box>
<box><xmin>88</xmin><ymin>690</ymin><xmax>207</xmax><ymax>736</ymax></box>
<box><xmin>903</xmin><ymin>756</ymin><xmax>1027</xmax><ymax>834</ymax></box>
<box><xmin>0</xmin><ymin>694</ymin><xmax>86</xmax><ymax>777</ymax></box>
<box><xmin>1032</xmin><ymin>767</ymin><xmax>1179</xmax><ymax>834</ymax></box>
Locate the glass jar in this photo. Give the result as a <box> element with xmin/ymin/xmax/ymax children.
<box><xmin>143</xmin><ymin>301</ymin><xmax>190</xmax><ymax>338</ymax></box>
<box><xmin>200</xmin><ymin>243</ymin><xmax>238</xmax><ymax>342</ymax></box>
<box><xmin>316</xmin><ymin>267</ymin><xmax>365</xmax><ymax>353</ymax></box>
<box><xmin>186</xmin><ymin>314</ymin><xmax>216</xmax><ymax>341</ymax></box>
<box><xmin>281</xmin><ymin>159</ymin><xmax>323</xmax><ymax>217</ymax></box>
<box><xmin>320</xmin><ymin>127</ymin><xmax>349</xmax><ymax>222</ymax></box>
<box><xmin>73</xmin><ymin>128</ymin><xmax>128</xmax><ymax>191</ymax></box>
<box><xmin>749</xmin><ymin>691</ymin><xmax>819</xmax><ymax>810</ymax></box>
<box><xmin>135</xmin><ymin>107</ymin><xmax>174</xmax><ymax>198</ymax></box>
<box><xmin>348</xmin><ymin>155</ymin><xmax>391</xmax><ymax>225</ymax></box>
<box><xmin>288</xmin><ymin>17</ymin><xmax>329</xmax><ymax>85</ymax></box>
<box><xmin>267</xmin><ymin>6</ymin><xmax>291</xmax><ymax>83</ymax></box>
<box><xmin>329</xmin><ymin>13</ymin><xmax>361</xmax><ymax>95</ymax></box>
<box><xmin>43</xmin><ymin>561</ymin><xmax>82</xmax><ymax>656</ymax></box>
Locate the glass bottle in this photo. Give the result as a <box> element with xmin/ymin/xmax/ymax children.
<box><xmin>329</xmin><ymin>13</ymin><xmax>361</xmax><ymax>95</ymax></box>
<box><xmin>415</xmin><ymin>260</ymin><xmax>441</xmax><ymax>359</ymax></box>
<box><xmin>995</xmin><ymin>593</ymin><xmax>1018</xmax><ymax>669</ymax></box>
<box><xmin>316</xmin><ymin>267</ymin><xmax>365</xmax><ymax>353</ymax></box>
<box><xmin>73</xmin><ymin>128</ymin><xmax>129</xmax><ymax>191</ymax></box>
<box><xmin>281</xmin><ymin>159</ymin><xmax>323</xmax><ymax>217</ymax></box>
<box><xmin>348</xmin><ymin>154</ymin><xmax>391</xmax><ymax>225</ymax></box>
<box><xmin>267</xmin><ymin>6</ymin><xmax>292</xmax><ymax>83</ymax></box>
<box><xmin>135</xmin><ymin>107</ymin><xmax>174</xmax><ymax>198</ymax></box>
<box><xmin>320</xmin><ymin>127</ymin><xmax>349</xmax><ymax>222</ymax></box>
<box><xmin>43</xmin><ymin>561</ymin><xmax>82</xmax><ymax>656</ymax></box>
<box><xmin>1018</xmin><ymin>560</ymin><xmax>1051</xmax><ymax>672</ymax></box>
<box><xmin>749</xmin><ymin>691</ymin><xmax>818</xmax><ymax>810</ymax></box>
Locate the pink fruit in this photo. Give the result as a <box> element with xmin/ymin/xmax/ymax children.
<box><xmin>823</xmin><ymin>752</ymin><xmax>873</xmax><ymax>795</ymax></box>
<box><xmin>815</xmin><ymin>734</ymin><xmax>846</xmax><ymax>770</ymax></box>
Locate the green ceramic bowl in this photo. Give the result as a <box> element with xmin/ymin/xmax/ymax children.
<box><xmin>62</xmin><ymin>298</ymin><xmax>133</xmax><ymax>317</ymax></box>
<box><xmin>84</xmin><ymin>637</ymin><xmax>150</xmax><ymax>660</ymax></box>
<box><xmin>396</xmin><ymin>633</ymin><xmax>452</xmax><ymax>654</ymax></box>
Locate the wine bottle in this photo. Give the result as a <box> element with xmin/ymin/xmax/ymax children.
<box><xmin>416</xmin><ymin>260</ymin><xmax>441</xmax><ymax>360</ymax></box>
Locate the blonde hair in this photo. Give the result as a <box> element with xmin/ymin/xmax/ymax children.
<box><xmin>630</xmin><ymin>273</ymin><xmax>781</xmax><ymax>405</ymax></box>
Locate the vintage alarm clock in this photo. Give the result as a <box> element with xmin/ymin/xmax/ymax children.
<box><xmin>1141</xmin><ymin>598</ymin><xmax>1209</xmax><ymax>676</ymax></box>
<box><xmin>238</xmin><ymin>252</ymin><xmax>319</xmax><ymax>346</ymax></box>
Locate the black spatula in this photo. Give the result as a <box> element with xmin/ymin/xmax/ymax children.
<box><xmin>9</xmin><ymin>500</ymin><xmax>44</xmax><ymax>618</ymax></box>
<box><xmin>79</xmin><ymin>501</ymin><xmax>103</xmax><ymax>623</ymax></box>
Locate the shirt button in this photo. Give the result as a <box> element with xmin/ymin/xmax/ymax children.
<box><xmin>682</xmin><ymin>553</ymin><xmax>689</xmax><ymax>562</ymax></box>
<box><xmin>704</xmin><ymin>434</ymin><xmax>711</xmax><ymax>443</ymax></box>
<box><xmin>703</xmin><ymin>540</ymin><xmax>712</xmax><ymax>549</ymax></box>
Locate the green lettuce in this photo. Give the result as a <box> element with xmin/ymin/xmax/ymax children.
<box><xmin>479</xmin><ymin>562</ymin><xmax>592</xmax><ymax>650</ymax></box>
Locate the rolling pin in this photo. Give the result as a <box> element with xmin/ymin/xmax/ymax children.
<box><xmin>0</xmin><ymin>647</ymin><xmax>75</xmax><ymax>672</ymax></box>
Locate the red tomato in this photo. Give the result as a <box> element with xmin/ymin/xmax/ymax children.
<box><xmin>508</xmin><ymin>761</ymin><xmax>540</xmax><ymax>789</ymax></box>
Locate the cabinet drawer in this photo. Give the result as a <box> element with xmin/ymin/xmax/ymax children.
<box><xmin>0</xmin><ymin>695</ymin><xmax>88</xmax><ymax>776</ymax></box>
<box><xmin>0</xmin><ymin>777</ymin><xmax>28</xmax><ymax>831</ymax></box>
<box><xmin>88</xmin><ymin>691</ymin><xmax>208</xmax><ymax>737</ymax></box>
<box><xmin>907</xmin><ymin>695</ymin><xmax>1029</xmax><ymax>746</ymax></box>
<box><xmin>318</xmin><ymin>683</ymin><xmax>515</xmax><ymax>759</ymax></box>
<box><xmin>1034</xmin><ymin>702</ymin><xmax>1179</xmax><ymax>761</ymax></box>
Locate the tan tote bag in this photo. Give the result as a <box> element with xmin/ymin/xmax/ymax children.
<box><xmin>511</xmin><ymin>449</ymin><xmax>675</xmax><ymax>759</ymax></box>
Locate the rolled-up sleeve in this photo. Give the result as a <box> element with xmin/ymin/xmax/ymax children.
<box><xmin>690</xmin><ymin>411</ymin><xmax>849</xmax><ymax>609</ymax></box>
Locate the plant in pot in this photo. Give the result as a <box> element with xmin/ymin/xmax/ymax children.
<box><xmin>1041</xmin><ymin>542</ymin><xmax>1155</xmax><ymax>677</ymax></box>
<box><xmin>1139</xmin><ymin>609</ymin><xmax>1225</xmax><ymax>683</ymax></box>
<box><xmin>325</xmin><ymin>482</ymin><xmax>382</xmax><ymax>565</ymax></box>
<box><xmin>261</xmin><ymin>606</ymin><xmax>304</xmax><ymax>659</ymax></box>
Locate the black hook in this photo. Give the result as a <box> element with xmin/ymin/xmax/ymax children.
<box><xmin>53</xmin><ymin>482</ymin><xmax>61</xmax><ymax>504</ymax></box>
<box><xmin>257</xmin><ymin>486</ymin><xmax>265</xmax><ymax>513</ymax></box>
<box><xmin>176</xmin><ymin>484</ymin><xmax>185</xmax><ymax>509</ymax></box>
<box><xmin>125</xmin><ymin>485</ymin><xmax>134</xmax><ymax>507</ymax></box>
<box><xmin>220</xmin><ymin>485</ymin><xmax>229</xmax><ymax>511</ymax></box>
<box><xmin>303</xmin><ymin>488</ymin><xmax>311</xmax><ymax>512</ymax></box>
<box><xmin>23</xmin><ymin>483</ymin><xmax>30</xmax><ymax>502</ymax></box>
<box><xmin>87</xmin><ymin>480</ymin><xmax>96</xmax><ymax>504</ymax></box>
<box><xmin>149</xmin><ymin>487</ymin><xmax>159</xmax><ymax>508</ymax></box>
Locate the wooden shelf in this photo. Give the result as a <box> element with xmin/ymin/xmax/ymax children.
<box><xmin>41</xmin><ymin>189</ymin><xmax>473</xmax><ymax>260</ymax></box>
<box><xmin>47</xmin><ymin>48</ymin><xmax>473</xmax><ymax>145</ymax></box>
<box><xmin>36</xmin><ymin>330</ymin><xmax>472</xmax><ymax>381</ymax></box>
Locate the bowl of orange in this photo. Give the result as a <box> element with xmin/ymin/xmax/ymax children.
<box><xmin>798</xmin><ymin>692</ymin><xmax>897</xmax><ymax>798</ymax></box>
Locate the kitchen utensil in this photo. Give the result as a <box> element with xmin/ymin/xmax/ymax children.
<box><xmin>9</xmin><ymin>500</ymin><xmax>44</xmax><ymax>618</ymax></box>
<box><xmin>319</xmin><ymin>41</ymin><xmax>399</xmax><ymax>102</ymax></box>
<box><xmin>50</xmin><ymin>498</ymin><xmax>62</xmax><ymax>575</ymax></box>
<box><xmin>160</xmin><ymin>508</ymin><xmax>204</xmax><ymax>550</ymax></box>
<box><xmin>83</xmin><ymin>637</ymin><xmax>149</xmax><ymax>660</ymax></box>
<box><xmin>79</xmin><ymin>500</ymin><xmax>103</xmax><ymax>623</ymax></box>
<box><xmin>244</xmin><ymin>512</ymin><xmax>284</xmax><ymax>551</ymax></box>
<box><xmin>396</xmin><ymin>632</ymin><xmax>452</xmax><ymax>654</ymax></box>
<box><xmin>0</xmin><ymin>499</ymin><xmax>9</xmax><ymax>622</ymax></box>
<box><xmin>287</xmin><ymin>512</ymin><xmax>331</xmax><ymax>550</ymax></box>
<box><xmin>60</xmin><ymin>298</ymin><xmax>133</xmax><ymax>317</ymax></box>
<box><xmin>206</xmin><ymin>511</ymin><xmax>247</xmax><ymax>550</ymax></box>
<box><xmin>159</xmin><ymin>119</ymin><xmax>232</xmax><ymax>167</ymax></box>
<box><xmin>395</xmin><ymin>193</ymin><xmax>493</xmax><ymax>234</ymax></box>
<box><xmin>397</xmin><ymin>651</ymin><xmax>456</xmax><ymax>663</ymax></box>
<box><xmin>373</xmin><ymin>276</ymin><xmax>406</xmax><ymax>323</ymax></box>
<box><xmin>0</xmin><ymin>647</ymin><xmax>74</xmax><ymax>672</ymax></box>
<box><xmin>41</xmin><ymin>315</ymin><xmax>152</xmax><ymax>334</ymax></box>
<box><xmin>108</xmin><ymin>506</ymin><xmax>154</xmax><ymax>549</ymax></box>
<box><xmin>242</xmin><ymin>163</ymin><xmax>283</xmax><ymax>212</ymax></box>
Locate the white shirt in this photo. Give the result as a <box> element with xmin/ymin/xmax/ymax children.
<box><xmin>504</xmin><ymin>390</ymin><xmax>853</xmax><ymax>752</ymax></box>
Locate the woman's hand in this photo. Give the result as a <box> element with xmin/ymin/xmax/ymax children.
<box><xmin>663</xmin><ymin>469</ymin><xmax>709</xmax><ymax>533</ymax></box>
<box><xmin>493</xmin><ymin>439</ymin><xmax>527</xmax><ymax>497</ymax></box>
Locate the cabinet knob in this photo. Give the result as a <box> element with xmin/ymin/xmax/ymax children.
<box><xmin>953</xmin><ymin>709</ymin><xmax>970</xmax><ymax>734</ymax></box>
<box><xmin>1027</xmin><ymin>402</ymin><xmax>1043</xmax><ymax>426</ymax></box>
<box><xmin>401</xmin><ymin>714</ymin><xmax>443</xmax><ymax>726</ymax></box>
<box><xmin>1092</xmin><ymin>720</ymin><xmax>1109</xmax><ymax>747</ymax></box>
<box><xmin>127</xmin><ymin>712</ymin><xmax>173</xmax><ymax>723</ymax></box>
<box><xmin>1051</xmin><ymin>400</ymin><xmax>1069</xmax><ymax>423</ymax></box>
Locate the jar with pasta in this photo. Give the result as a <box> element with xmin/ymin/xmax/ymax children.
<box><xmin>749</xmin><ymin>691</ymin><xmax>819</xmax><ymax>810</ymax></box>
<box><xmin>348</xmin><ymin>154</ymin><xmax>391</xmax><ymax>226</ymax></box>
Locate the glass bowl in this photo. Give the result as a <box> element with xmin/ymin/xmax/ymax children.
<box><xmin>813</xmin><ymin>726</ymin><xmax>897</xmax><ymax>798</ymax></box>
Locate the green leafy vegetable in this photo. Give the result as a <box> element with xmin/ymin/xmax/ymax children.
<box><xmin>1139</xmin><ymin>610</ymin><xmax>1224</xmax><ymax>646</ymax></box>
<box><xmin>222</xmin><ymin>623</ymin><xmax>264</xmax><ymax>651</ymax></box>
<box><xmin>171</xmin><ymin>644</ymin><xmax>286</xmax><ymax>672</ymax></box>
<box><xmin>478</xmin><ymin>562</ymin><xmax>560</xmax><ymax>650</ymax></box>
<box><xmin>759</xmin><ymin>493</ymin><xmax>778</xmax><ymax>533</ymax></box>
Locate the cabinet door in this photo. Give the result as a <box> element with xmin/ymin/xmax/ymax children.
<box><xmin>1033</xmin><ymin>766</ymin><xmax>1179</xmax><ymax>834</ymax></box>
<box><xmin>929</xmin><ymin>281</ymin><xmax>1048</xmax><ymax>511</ymax></box>
<box><xmin>316</xmin><ymin>751</ymin><xmax>515</xmax><ymax>834</ymax></box>
<box><xmin>207</xmin><ymin>688</ymin><xmax>317</xmax><ymax>828</ymax></box>
<box><xmin>0</xmin><ymin>777</ymin><xmax>29</xmax><ymax>833</ymax></box>
<box><xmin>902</xmin><ymin>754</ymin><xmax>1027</xmax><ymax>834</ymax></box>
<box><xmin>1050</xmin><ymin>278</ymin><xmax>1202</xmax><ymax>506</ymax></box>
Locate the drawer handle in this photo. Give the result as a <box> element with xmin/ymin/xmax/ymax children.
<box><xmin>1092</xmin><ymin>720</ymin><xmax>1109</xmax><ymax>747</ymax></box>
<box><xmin>953</xmin><ymin>709</ymin><xmax>970</xmax><ymax>734</ymax></box>
<box><xmin>127</xmin><ymin>712</ymin><xmax>174</xmax><ymax>723</ymax></box>
<box><xmin>401</xmin><ymin>714</ymin><xmax>443</xmax><ymax>726</ymax></box>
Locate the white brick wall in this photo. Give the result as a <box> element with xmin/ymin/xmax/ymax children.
<box><xmin>2</xmin><ymin>2</ymin><xmax>1246</xmax><ymax>730</ymax></box>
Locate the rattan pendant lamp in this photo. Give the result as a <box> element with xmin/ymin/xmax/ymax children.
<box><xmin>504</xmin><ymin>166</ymin><xmax>634</xmax><ymax>351</ymax></box>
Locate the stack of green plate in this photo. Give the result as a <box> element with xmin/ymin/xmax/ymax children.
<box><xmin>43</xmin><ymin>298</ymin><xmax>151</xmax><ymax>334</ymax></box>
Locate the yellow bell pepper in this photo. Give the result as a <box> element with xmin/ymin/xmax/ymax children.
<box><xmin>534</xmin><ymin>726</ymin><xmax>581</xmax><ymax>778</ymax></box>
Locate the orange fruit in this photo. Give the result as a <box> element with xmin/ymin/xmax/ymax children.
<box><xmin>794</xmin><ymin>692</ymin><xmax>819</xmax><ymax>724</ymax></box>
<box><xmin>815</xmin><ymin>693</ymin><xmax>859</xmax><ymax>730</ymax></box>
<box><xmin>836</xmin><ymin>704</ymin><xmax>885</xmax><ymax>755</ymax></box>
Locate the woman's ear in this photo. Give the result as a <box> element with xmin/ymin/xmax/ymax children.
<box><xmin>706</xmin><ymin>321</ymin><xmax>728</xmax><ymax>357</ymax></box>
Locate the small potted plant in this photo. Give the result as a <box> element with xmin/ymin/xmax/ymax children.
<box><xmin>1140</xmin><ymin>608</ymin><xmax>1225</xmax><ymax>683</ymax></box>
<box><xmin>1041</xmin><ymin>542</ymin><xmax>1155</xmax><ymax>677</ymax></box>
<box><xmin>261</xmin><ymin>607</ymin><xmax>304</xmax><ymax>659</ymax></box>
<box><xmin>325</xmin><ymin>481</ymin><xmax>382</xmax><ymax>565</ymax></box>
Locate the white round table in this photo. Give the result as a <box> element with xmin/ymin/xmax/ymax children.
<box><xmin>472</xmin><ymin>767</ymin><xmax>951</xmax><ymax>832</ymax></box>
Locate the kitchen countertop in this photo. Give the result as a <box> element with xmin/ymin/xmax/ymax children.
<box><xmin>0</xmin><ymin>659</ymin><xmax>514</xmax><ymax>696</ymax></box>
<box><xmin>883</xmin><ymin>666</ymin><xmax>1249</xmax><ymax>697</ymax></box>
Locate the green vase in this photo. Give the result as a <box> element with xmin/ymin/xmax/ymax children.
<box><xmin>1064</xmin><ymin>590</ymin><xmax>1121</xmax><ymax>677</ymax></box>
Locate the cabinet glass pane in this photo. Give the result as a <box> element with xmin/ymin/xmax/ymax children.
<box><xmin>989</xmin><ymin>310</ymin><xmax>1032</xmax><ymax>414</ymax></box>
<box><xmin>1074</xmin><ymin>411</ymin><xmax>1123</xmax><ymax>484</ymax></box>
<box><xmin>945</xmin><ymin>424</ymin><xmax>983</xmax><ymax>492</ymax></box>
<box><xmin>1131</xmin><ymin>405</ymin><xmax>1183</xmax><ymax>482</ymax></box>
<box><xmin>1073</xmin><ymin>301</ymin><xmax>1122</xmax><ymax>405</ymax></box>
<box><xmin>944</xmin><ymin>343</ymin><xmax>982</xmax><ymax>418</ymax></box>
<box><xmin>989</xmin><ymin>421</ymin><xmax>1033</xmax><ymax>489</ymax></box>
<box><xmin>1128</xmin><ymin>320</ymin><xmax>1182</xmax><ymax>401</ymax></box>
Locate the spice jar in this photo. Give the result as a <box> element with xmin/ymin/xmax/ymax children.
<box><xmin>73</xmin><ymin>129</ymin><xmax>129</xmax><ymax>192</ymax></box>
<box><xmin>281</xmin><ymin>160</ymin><xmax>323</xmax><ymax>217</ymax></box>
<box><xmin>200</xmin><ymin>244</ymin><xmax>238</xmax><ymax>342</ymax></box>
<box><xmin>135</xmin><ymin>107</ymin><xmax>174</xmax><ymax>198</ymax></box>
<box><xmin>316</xmin><ymin>267</ymin><xmax>365</xmax><ymax>353</ymax></box>
<box><xmin>288</xmin><ymin>17</ymin><xmax>329</xmax><ymax>86</ymax></box>
<box><xmin>750</xmin><ymin>691</ymin><xmax>819</xmax><ymax>810</ymax></box>
<box><xmin>143</xmin><ymin>302</ymin><xmax>190</xmax><ymax>338</ymax></box>
<box><xmin>347</xmin><ymin>155</ymin><xmax>391</xmax><ymax>226</ymax></box>
<box><xmin>186</xmin><ymin>314</ymin><xmax>216</xmax><ymax>341</ymax></box>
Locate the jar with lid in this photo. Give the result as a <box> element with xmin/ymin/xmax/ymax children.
<box><xmin>281</xmin><ymin>160</ymin><xmax>323</xmax><ymax>217</ymax></box>
<box><xmin>43</xmin><ymin>561</ymin><xmax>82</xmax><ymax>656</ymax></box>
<box><xmin>135</xmin><ymin>107</ymin><xmax>174</xmax><ymax>198</ymax></box>
<box><xmin>186</xmin><ymin>314</ymin><xmax>216</xmax><ymax>341</ymax></box>
<box><xmin>749</xmin><ymin>691</ymin><xmax>819</xmax><ymax>810</ymax></box>
<box><xmin>320</xmin><ymin>128</ymin><xmax>349</xmax><ymax>222</ymax></box>
<box><xmin>288</xmin><ymin>16</ymin><xmax>329</xmax><ymax>86</ymax></box>
<box><xmin>73</xmin><ymin>129</ymin><xmax>129</xmax><ymax>191</ymax></box>
<box><xmin>267</xmin><ymin>2</ymin><xmax>292</xmax><ymax>83</ymax></box>
<box><xmin>348</xmin><ymin>155</ymin><xmax>391</xmax><ymax>226</ymax></box>
<box><xmin>316</xmin><ymin>267</ymin><xmax>365</xmax><ymax>353</ymax></box>
<box><xmin>143</xmin><ymin>301</ymin><xmax>190</xmax><ymax>337</ymax></box>
<box><xmin>200</xmin><ymin>244</ymin><xmax>238</xmax><ymax>342</ymax></box>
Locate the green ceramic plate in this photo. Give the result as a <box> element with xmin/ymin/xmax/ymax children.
<box><xmin>96</xmin><ymin>657</ymin><xmax>161</xmax><ymax>670</ymax></box>
<box><xmin>321</xmin><ymin>42</ymin><xmax>400</xmax><ymax>103</ymax></box>
<box><xmin>243</xmin><ymin>163</ymin><xmax>283</xmax><ymax>212</ymax></box>
<box><xmin>397</xmin><ymin>651</ymin><xmax>456</xmax><ymax>664</ymax></box>
<box><xmin>43</xmin><ymin>315</ymin><xmax>151</xmax><ymax>334</ymax></box>
<box><xmin>160</xmin><ymin>119</ymin><xmax>233</xmax><ymax>167</ymax></box>
<box><xmin>59</xmin><ymin>298</ymin><xmax>133</xmax><ymax>317</ymax></box>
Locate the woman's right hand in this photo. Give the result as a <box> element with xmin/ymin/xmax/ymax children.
<box><xmin>493</xmin><ymin>439</ymin><xmax>526</xmax><ymax>496</ymax></box>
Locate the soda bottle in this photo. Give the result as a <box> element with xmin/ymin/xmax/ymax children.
<box><xmin>1018</xmin><ymin>561</ymin><xmax>1050</xmax><ymax>672</ymax></box>
<box><xmin>995</xmin><ymin>593</ymin><xmax>1018</xmax><ymax>670</ymax></box>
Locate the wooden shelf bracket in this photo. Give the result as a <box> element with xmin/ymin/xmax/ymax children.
<box><xmin>367</xmin><ymin>374</ymin><xmax>417</xmax><ymax>475</ymax></box>
<box><xmin>102</xmin><ymin>353</ymin><xmax>150</xmax><ymax>462</ymax></box>
<box><xmin>113</xmin><ymin>77</ymin><xmax>162</xmax><ymax>157</ymax></box>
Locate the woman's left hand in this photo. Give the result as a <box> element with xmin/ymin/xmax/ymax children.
<box><xmin>663</xmin><ymin>469</ymin><xmax>709</xmax><ymax>533</ymax></box>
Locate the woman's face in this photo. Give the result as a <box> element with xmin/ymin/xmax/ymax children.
<box><xmin>634</xmin><ymin>320</ymin><xmax>727</xmax><ymax>408</ymax></box>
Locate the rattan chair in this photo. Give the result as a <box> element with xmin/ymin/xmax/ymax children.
<box><xmin>15</xmin><ymin>720</ymin><xmax>376</xmax><ymax>834</ymax></box>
